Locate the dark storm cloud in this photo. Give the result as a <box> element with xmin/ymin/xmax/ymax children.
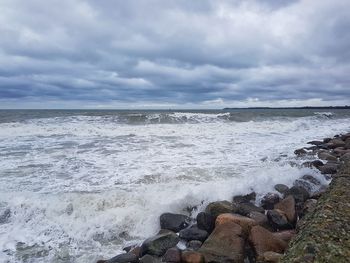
<box><xmin>0</xmin><ymin>0</ymin><xmax>349</xmax><ymax>108</ymax></box>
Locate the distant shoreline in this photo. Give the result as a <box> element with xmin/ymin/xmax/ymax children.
<box><xmin>223</xmin><ymin>106</ymin><xmax>350</xmax><ymax>110</ymax></box>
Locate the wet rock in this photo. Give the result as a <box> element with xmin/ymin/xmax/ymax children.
<box><xmin>267</xmin><ymin>209</ymin><xmax>293</xmax><ymax>230</ymax></box>
<box><xmin>181</xmin><ymin>251</ymin><xmax>205</xmax><ymax>263</ymax></box>
<box><xmin>204</xmin><ymin>201</ymin><xmax>237</xmax><ymax>218</ymax></box>
<box><xmin>187</xmin><ymin>240</ymin><xmax>202</xmax><ymax>251</ymax></box>
<box><xmin>307</xmin><ymin>140</ymin><xmax>323</xmax><ymax>146</ymax></box>
<box><xmin>215</xmin><ymin>213</ymin><xmax>257</xmax><ymax>235</ymax></box>
<box><xmin>311</xmin><ymin>185</ymin><xmax>327</xmax><ymax>199</ymax></box>
<box><xmin>333</xmin><ymin>147</ymin><xmax>350</xmax><ymax>157</ymax></box>
<box><xmin>293</xmin><ymin>179</ymin><xmax>313</xmax><ymax>195</ymax></box>
<box><xmin>160</xmin><ymin>213</ymin><xmax>190</xmax><ymax>232</ymax></box>
<box><xmin>340</xmin><ymin>132</ymin><xmax>350</xmax><ymax>141</ymax></box>
<box><xmin>318</xmin><ymin>163</ymin><xmax>338</xmax><ymax>174</ymax></box>
<box><xmin>139</xmin><ymin>255</ymin><xmax>161</xmax><ymax>263</ymax></box>
<box><xmin>294</xmin><ymin>148</ymin><xmax>307</xmax><ymax>156</ymax></box>
<box><xmin>0</xmin><ymin>208</ymin><xmax>11</xmax><ymax>224</ymax></box>
<box><xmin>274</xmin><ymin>184</ymin><xmax>289</xmax><ymax>195</ymax></box>
<box><xmin>249</xmin><ymin>225</ymin><xmax>288</xmax><ymax>259</ymax></box>
<box><xmin>274</xmin><ymin>195</ymin><xmax>296</xmax><ymax>223</ymax></box>
<box><xmin>323</xmin><ymin>137</ymin><xmax>332</xmax><ymax>143</ymax></box>
<box><xmin>102</xmin><ymin>252</ymin><xmax>138</xmax><ymax>263</ymax></box>
<box><xmin>236</xmin><ymin>202</ymin><xmax>264</xmax><ymax>216</ymax></box>
<box><xmin>248</xmin><ymin>211</ymin><xmax>271</xmax><ymax>229</ymax></box>
<box><xmin>232</xmin><ymin>192</ymin><xmax>256</xmax><ymax>204</ymax></box>
<box><xmin>262</xmin><ymin>251</ymin><xmax>282</xmax><ymax>262</ymax></box>
<box><xmin>141</xmin><ymin>232</ymin><xmax>180</xmax><ymax>257</ymax></box>
<box><xmin>326</xmin><ymin>139</ymin><xmax>345</xmax><ymax>149</ymax></box>
<box><xmin>130</xmin><ymin>247</ymin><xmax>141</xmax><ymax>258</ymax></box>
<box><xmin>157</xmin><ymin>229</ymin><xmax>175</xmax><ymax>235</ymax></box>
<box><xmin>196</xmin><ymin>212</ymin><xmax>215</xmax><ymax>233</ymax></box>
<box><xmin>301</xmin><ymin>174</ymin><xmax>321</xmax><ymax>186</ymax></box>
<box><xmin>261</xmin><ymin>193</ymin><xmax>280</xmax><ymax>210</ymax></box>
<box><xmin>318</xmin><ymin>151</ymin><xmax>337</xmax><ymax>162</ymax></box>
<box><xmin>272</xmin><ymin>230</ymin><xmax>296</xmax><ymax>243</ymax></box>
<box><xmin>162</xmin><ymin>247</ymin><xmax>181</xmax><ymax>263</ymax></box>
<box><xmin>286</xmin><ymin>186</ymin><xmax>310</xmax><ymax>203</ymax></box>
<box><xmin>179</xmin><ymin>226</ymin><xmax>208</xmax><ymax>242</ymax></box>
<box><xmin>199</xmin><ymin>221</ymin><xmax>244</xmax><ymax>263</ymax></box>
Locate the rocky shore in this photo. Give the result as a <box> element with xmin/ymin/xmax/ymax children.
<box><xmin>97</xmin><ymin>132</ymin><xmax>350</xmax><ymax>263</ymax></box>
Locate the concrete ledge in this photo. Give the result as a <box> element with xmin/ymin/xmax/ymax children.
<box><xmin>281</xmin><ymin>161</ymin><xmax>350</xmax><ymax>262</ymax></box>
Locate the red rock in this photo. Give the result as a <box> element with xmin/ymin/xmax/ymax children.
<box><xmin>262</xmin><ymin>251</ymin><xmax>283</xmax><ymax>262</ymax></box>
<box><xmin>199</xmin><ymin>221</ymin><xmax>244</xmax><ymax>262</ymax></box>
<box><xmin>163</xmin><ymin>247</ymin><xmax>181</xmax><ymax>262</ymax></box>
<box><xmin>249</xmin><ymin>225</ymin><xmax>288</xmax><ymax>258</ymax></box>
<box><xmin>215</xmin><ymin>213</ymin><xmax>257</xmax><ymax>235</ymax></box>
<box><xmin>274</xmin><ymin>195</ymin><xmax>296</xmax><ymax>223</ymax></box>
<box><xmin>181</xmin><ymin>251</ymin><xmax>205</xmax><ymax>263</ymax></box>
<box><xmin>273</xmin><ymin>230</ymin><xmax>296</xmax><ymax>243</ymax></box>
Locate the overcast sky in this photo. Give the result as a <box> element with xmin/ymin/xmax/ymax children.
<box><xmin>0</xmin><ymin>0</ymin><xmax>349</xmax><ymax>109</ymax></box>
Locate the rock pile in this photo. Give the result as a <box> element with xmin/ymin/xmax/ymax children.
<box><xmin>97</xmin><ymin>132</ymin><xmax>350</xmax><ymax>263</ymax></box>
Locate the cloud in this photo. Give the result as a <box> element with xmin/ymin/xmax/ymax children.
<box><xmin>0</xmin><ymin>0</ymin><xmax>349</xmax><ymax>108</ymax></box>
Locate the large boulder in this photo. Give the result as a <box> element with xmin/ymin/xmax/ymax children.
<box><xmin>317</xmin><ymin>163</ymin><xmax>338</xmax><ymax>174</ymax></box>
<box><xmin>179</xmin><ymin>226</ymin><xmax>208</xmax><ymax>242</ymax></box>
<box><xmin>285</xmin><ymin>186</ymin><xmax>310</xmax><ymax>203</ymax></box>
<box><xmin>261</xmin><ymin>193</ymin><xmax>280</xmax><ymax>210</ymax></box>
<box><xmin>326</xmin><ymin>139</ymin><xmax>345</xmax><ymax>149</ymax></box>
<box><xmin>262</xmin><ymin>251</ymin><xmax>283</xmax><ymax>263</ymax></box>
<box><xmin>307</xmin><ymin>140</ymin><xmax>323</xmax><ymax>146</ymax></box>
<box><xmin>160</xmin><ymin>213</ymin><xmax>190</xmax><ymax>232</ymax></box>
<box><xmin>272</xmin><ymin>230</ymin><xmax>296</xmax><ymax>243</ymax></box>
<box><xmin>232</xmin><ymin>192</ymin><xmax>256</xmax><ymax>204</ymax></box>
<box><xmin>249</xmin><ymin>225</ymin><xmax>288</xmax><ymax>259</ymax></box>
<box><xmin>204</xmin><ymin>201</ymin><xmax>237</xmax><ymax>218</ymax></box>
<box><xmin>181</xmin><ymin>251</ymin><xmax>205</xmax><ymax>263</ymax></box>
<box><xmin>340</xmin><ymin>152</ymin><xmax>350</xmax><ymax>162</ymax></box>
<box><xmin>196</xmin><ymin>212</ymin><xmax>215</xmax><ymax>233</ymax></box>
<box><xmin>301</xmin><ymin>174</ymin><xmax>321</xmax><ymax>186</ymax></box>
<box><xmin>248</xmin><ymin>211</ymin><xmax>271</xmax><ymax>230</ymax></box>
<box><xmin>274</xmin><ymin>195</ymin><xmax>296</xmax><ymax>223</ymax></box>
<box><xmin>267</xmin><ymin>209</ymin><xmax>293</xmax><ymax>230</ymax></box>
<box><xmin>139</xmin><ymin>255</ymin><xmax>161</xmax><ymax>263</ymax></box>
<box><xmin>274</xmin><ymin>184</ymin><xmax>289</xmax><ymax>195</ymax></box>
<box><xmin>199</xmin><ymin>221</ymin><xmax>244</xmax><ymax>262</ymax></box>
<box><xmin>318</xmin><ymin>151</ymin><xmax>337</xmax><ymax>162</ymax></box>
<box><xmin>141</xmin><ymin>232</ymin><xmax>180</xmax><ymax>256</ymax></box>
<box><xmin>215</xmin><ymin>213</ymin><xmax>257</xmax><ymax>235</ymax></box>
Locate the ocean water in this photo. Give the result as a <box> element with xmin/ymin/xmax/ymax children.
<box><xmin>0</xmin><ymin>109</ymin><xmax>349</xmax><ymax>262</ymax></box>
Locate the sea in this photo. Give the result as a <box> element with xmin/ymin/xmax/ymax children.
<box><xmin>0</xmin><ymin>109</ymin><xmax>349</xmax><ymax>262</ymax></box>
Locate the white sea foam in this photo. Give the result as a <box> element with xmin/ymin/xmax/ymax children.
<box><xmin>0</xmin><ymin>113</ymin><xmax>349</xmax><ymax>262</ymax></box>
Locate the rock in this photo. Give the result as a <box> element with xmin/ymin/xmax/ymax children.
<box><xmin>318</xmin><ymin>151</ymin><xmax>337</xmax><ymax>162</ymax></box>
<box><xmin>262</xmin><ymin>251</ymin><xmax>283</xmax><ymax>262</ymax></box>
<box><xmin>187</xmin><ymin>240</ymin><xmax>202</xmax><ymax>251</ymax></box>
<box><xmin>286</xmin><ymin>186</ymin><xmax>310</xmax><ymax>203</ymax></box>
<box><xmin>340</xmin><ymin>132</ymin><xmax>350</xmax><ymax>141</ymax></box>
<box><xmin>0</xmin><ymin>208</ymin><xmax>11</xmax><ymax>224</ymax></box>
<box><xmin>274</xmin><ymin>195</ymin><xmax>296</xmax><ymax>223</ymax></box>
<box><xmin>196</xmin><ymin>212</ymin><xmax>215</xmax><ymax>233</ymax></box>
<box><xmin>333</xmin><ymin>147</ymin><xmax>350</xmax><ymax>156</ymax></box>
<box><xmin>123</xmin><ymin>245</ymin><xmax>134</xmax><ymax>253</ymax></box>
<box><xmin>248</xmin><ymin>211</ymin><xmax>271</xmax><ymax>229</ymax></box>
<box><xmin>326</xmin><ymin>139</ymin><xmax>345</xmax><ymax>149</ymax></box>
<box><xmin>293</xmin><ymin>179</ymin><xmax>313</xmax><ymax>195</ymax></box>
<box><xmin>272</xmin><ymin>230</ymin><xmax>296</xmax><ymax>243</ymax></box>
<box><xmin>301</xmin><ymin>174</ymin><xmax>321</xmax><ymax>186</ymax></box>
<box><xmin>307</xmin><ymin>140</ymin><xmax>323</xmax><ymax>146</ymax></box>
<box><xmin>162</xmin><ymin>247</ymin><xmax>181</xmax><ymax>263</ymax></box>
<box><xmin>323</xmin><ymin>137</ymin><xmax>332</xmax><ymax>143</ymax></box>
<box><xmin>215</xmin><ymin>213</ymin><xmax>257</xmax><ymax>235</ymax></box>
<box><xmin>301</xmin><ymin>199</ymin><xmax>318</xmax><ymax>217</ymax></box>
<box><xmin>139</xmin><ymin>255</ymin><xmax>161</xmax><ymax>263</ymax></box>
<box><xmin>310</xmin><ymin>160</ymin><xmax>324</xmax><ymax>168</ymax></box>
<box><xmin>261</xmin><ymin>193</ymin><xmax>280</xmax><ymax>210</ymax></box>
<box><xmin>157</xmin><ymin>229</ymin><xmax>175</xmax><ymax>235</ymax></box>
<box><xmin>103</xmin><ymin>252</ymin><xmax>138</xmax><ymax>263</ymax></box>
<box><xmin>181</xmin><ymin>251</ymin><xmax>205</xmax><ymax>263</ymax></box>
<box><xmin>232</xmin><ymin>192</ymin><xmax>256</xmax><ymax>204</ymax></box>
<box><xmin>199</xmin><ymin>222</ymin><xmax>244</xmax><ymax>263</ymax></box>
<box><xmin>236</xmin><ymin>202</ymin><xmax>265</xmax><ymax>216</ymax></box>
<box><xmin>141</xmin><ymin>232</ymin><xmax>180</xmax><ymax>257</ymax></box>
<box><xmin>204</xmin><ymin>201</ymin><xmax>237</xmax><ymax>218</ymax></box>
<box><xmin>340</xmin><ymin>152</ymin><xmax>350</xmax><ymax>162</ymax></box>
<box><xmin>267</xmin><ymin>209</ymin><xmax>293</xmax><ymax>230</ymax></box>
<box><xmin>130</xmin><ymin>247</ymin><xmax>141</xmax><ymax>258</ymax></box>
<box><xmin>160</xmin><ymin>213</ymin><xmax>190</xmax><ymax>232</ymax></box>
<box><xmin>311</xmin><ymin>185</ymin><xmax>327</xmax><ymax>199</ymax></box>
<box><xmin>318</xmin><ymin>163</ymin><xmax>338</xmax><ymax>174</ymax></box>
<box><xmin>274</xmin><ymin>184</ymin><xmax>289</xmax><ymax>195</ymax></box>
<box><xmin>179</xmin><ymin>226</ymin><xmax>208</xmax><ymax>242</ymax></box>
<box><xmin>249</xmin><ymin>225</ymin><xmax>288</xmax><ymax>259</ymax></box>
<box><xmin>294</xmin><ymin>148</ymin><xmax>307</xmax><ymax>156</ymax></box>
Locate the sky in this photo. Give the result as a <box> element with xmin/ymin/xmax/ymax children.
<box><xmin>0</xmin><ymin>0</ymin><xmax>349</xmax><ymax>109</ymax></box>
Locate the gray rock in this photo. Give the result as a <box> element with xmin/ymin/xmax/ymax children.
<box><xmin>188</xmin><ymin>240</ymin><xmax>202</xmax><ymax>251</ymax></box>
<box><xmin>139</xmin><ymin>255</ymin><xmax>161</xmax><ymax>263</ymax></box>
<box><xmin>236</xmin><ymin>202</ymin><xmax>264</xmax><ymax>216</ymax></box>
<box><xmin>205</xmin><ymin>201</ymin><xmax>237</xmax><ymax>218</ymax></box>
<box><xmin>286</xmin><ymin>186</ymin><xmax>310</xmax><ymax>203</ymax></box>
<box><xmin>261</xmin><ymin>193</ymin><xmax>280</xmax><ymax>210</ymax></box>
<box><xmin>267</xmin><ymin>210</ymin><xmax>293</xmax><ymax>230</ymax></box>
<box><xmin>318</xmin><ymin>152</ymin><xmax>337</xmax><ymax>162</ymax></box>
<box><xmin>162</xmin><ymin>247</ymin><xmax>181</xmax><ymax>263</ymax></box>
<box><xmin>104</xmin><ymin>252</ymin><xmax>138</xmax><ymax>263</ymax></box>
<box><xmin>274</xmin><ymin>184</ymin><xmax>289</xmax><ymax>195</ymax></box>
<box><xmin>232</xmin><ymin>192</ymin><xmax>256</xmax><ymax>204</ymax></box>
<box><xmin>141</xmin><ymin>232</ymin><xmax>180</xmax><ymax>257</ymax></box>
<box><xmin>301</xmin><ymin>175</ymin><xmax>321</xmax><ymax>186</ymax></box>
<box><xmin>160</xmin><ymin>213</ymin><xmax>190</xmax><ymax>232</ymax></box>
<box><xmin>179</xmin><ymin>226</ymin><xmax>208</xmax><ymax>242</ymax></box>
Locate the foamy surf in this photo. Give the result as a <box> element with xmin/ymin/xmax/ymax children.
<box><xmin>0</xmin><ymin>109</ymin><xmax>349</xmax><ymax>262</ymax></box>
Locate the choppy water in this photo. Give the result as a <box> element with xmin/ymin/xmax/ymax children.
<box><xmin>0</xmin><ymin>109</ymin><xmax>349</xmax><ymax>262</ymax></box>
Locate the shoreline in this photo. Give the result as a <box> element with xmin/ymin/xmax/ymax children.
<box><xmin>97</xmin><ymin>131</ymin><xmax>350</xmax><ymax>263</ymax></box>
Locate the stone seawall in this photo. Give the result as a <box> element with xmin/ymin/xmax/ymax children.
<box><xmin>281</xmin><ymin>160</ymin><xmax>350</xmax><ymax>263</ymax></box>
